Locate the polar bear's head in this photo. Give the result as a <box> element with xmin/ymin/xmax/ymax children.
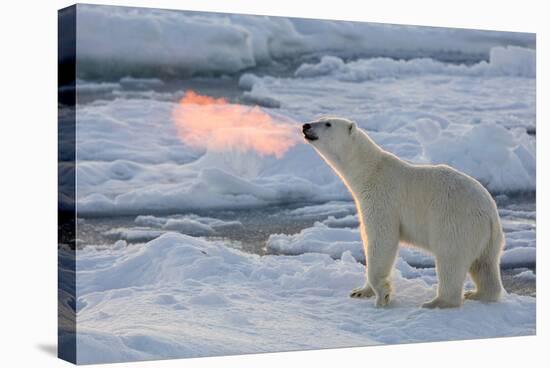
<box><xmin>302</xmin><ymin>117</ymin><xmax>357</xmax><ymax>166</ymax></box>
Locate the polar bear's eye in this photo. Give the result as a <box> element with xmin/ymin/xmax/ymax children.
<box><xmin>325</xmin><ymin>122</ymin><xmax>331</xmax><ymax>127</ymax></box>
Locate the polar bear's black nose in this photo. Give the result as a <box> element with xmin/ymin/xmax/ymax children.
<box><xmin>303</xmin><ymin>123</ymin><xmax>311</xmax><ymax>131</ymax></box>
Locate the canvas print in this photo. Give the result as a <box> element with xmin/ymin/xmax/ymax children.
<box><xmin>58</xmin><ymin>4</ymin><xmax>536</xmax><ymax>365</ymax></box>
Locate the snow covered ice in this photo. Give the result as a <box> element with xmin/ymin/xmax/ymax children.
<box><xmin>69</xmin><ymin>233</ymin><xmax>534</xmax><ymax>364</ymax></box>
<box><xmin>60</xmin><ymin>4</ymin><xmax>537</xmax><ymax>364</ymax></box>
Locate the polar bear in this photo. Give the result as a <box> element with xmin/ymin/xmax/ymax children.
<box><xmin>302</xmin><ymin>117</ymin><xmax>505</xmax><ymax>308</ymax></box>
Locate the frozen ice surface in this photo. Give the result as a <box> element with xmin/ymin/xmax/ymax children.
<box><xmin>74</xmin><ymin>46</ymin><xmax>534</xmax><ymax>216</ymax></box>
<box><xmin>75</xmin><ymin>4</ymin><xmax>534</xmax><ymax>78</ymax></box>
<box><xmin>73</xmin><ymin>233</ymin><xmax>535</xmax><ymax>364</ymax></box>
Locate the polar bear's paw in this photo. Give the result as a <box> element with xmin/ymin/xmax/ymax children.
<box><xmin>464</xmin><ymin>290</ymin><xmax>501</xmax><ymax>302</ymax></box>
<box><xmin>464</xmin><ymin>290</ymin><xmax>480</xmax><ymax>300</ymax></box>
<box><xmin>421</xmin><ymin>297</ymin><xmax>461</xmax><ymax>309</ymax></box>
<box><xmin>371</xmin><ymin>280</ymin><xmax>392</xmax><ymax>307</ymax></box>
<box><xmin>350</xmin><ymin>286</ymin><xmax>375</xmax><ymax>298</ymax></box>
<box><xmin>375</xmin><ymin>291</ymin><xmax>391</xmax><ymax>307</ymax></box>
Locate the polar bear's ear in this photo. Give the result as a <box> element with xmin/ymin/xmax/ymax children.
<box><xmin>348</xmin><ymin>121</ymin><xmax>356</xmax><ymax>135</ymax></box>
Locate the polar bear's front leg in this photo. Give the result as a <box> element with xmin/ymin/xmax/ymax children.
<box><xmin>350</xmin><ymin>219</ymin><xmax>375</xmax><ymax>299</ymax></box>
<box><xmin>365</xmin><ymin>220</ymin><xmax>399</xmax><ymax>307</ymax></box>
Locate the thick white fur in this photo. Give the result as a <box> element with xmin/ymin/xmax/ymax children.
<box><xmin>303</xmin><ymin>117</ymin><xmax>505</xmax><ymax>308</ymax></box>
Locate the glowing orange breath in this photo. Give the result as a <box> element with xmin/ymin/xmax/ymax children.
<box><xmin>172</xmin><ymin>91</ymin><xmax>299</xmax><ymax>159</ymax></box>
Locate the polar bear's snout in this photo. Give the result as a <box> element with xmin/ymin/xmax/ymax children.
<box><xmin>302</xmin><ymin>123</ymin><xmax>318</xmax><ymax>141</ymax></box>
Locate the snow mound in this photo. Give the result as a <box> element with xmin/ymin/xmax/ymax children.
<box><xmin>103</xmin><ymin>228</ymin><xmax>167</xmax><ymax>243</ymax></box>
<box><xmin>74</xmin><ymin>79</ymin><xmax>121</xmax><ymax>93</ymax></box>
<box><xmin>322</xmin><ymin>214</ymin><xmax>360</xmax><ymax>228</ymax></box>
<box><xmin>420</xmin><ymin>122</ymin><xmax>535</xmax><ymax>192</ymax></box>
<box><xmin>295</xmin><ymin>47</ymin><xmax>535</xmax><ymax>81</ymax></box>
<box><xmin>119</xmin><ymin>77</ymin><xmax>164</xmax><ymax>89</ymax></box>
<box><xmin>238</xmin><ymin>73</ymin><xmax>263</xmax><ymax>90</ymax></box>
<box><xmin>501</xmin><ymin>247</ymin><xmax>536</xmax><ymax>268</ymax></box>
<box><xmin>514</xmin><ymin>269</ymin><xmax>536</xmax><ymax>281</ymax></box>
<box><xmin>136</xmin><ymin>214</ymin><xmax>243</xmax><ymax>234</ymax></box>
<box><xmin>489</xmin><ymin>46</ymin><xmax>536</xmax><ymax>77</ymax></box>
<box><xmin>286</xmin><ymin>201</ymin><xmax>356</xmax><ymax>218</ymax></box>
<box><xmin>73</xmin><ymin>233</ymin><xmax>534</xmax><ymax>364</ymax></box>
<box><xmin>101</xmin><ymin>215</ymin><xmax>244</xmax><ymax>242</ymax></box>
<box><xmin>241</xmin><ymin>91</ymin><xmax>281</xmax><ymax>108</ymax></box>
<box><xmin>267</xmin><ymin>221</ymin><xmax>364</xmax><ymax>260</ymax></box>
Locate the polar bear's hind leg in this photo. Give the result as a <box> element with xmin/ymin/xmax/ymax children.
<box><xmin>422</xmin><ymin>255</ymin><xmax>469</xmax><ymax>308</ymax></box>
<box><xmin>466</xmin><ymin>254</ymin><xmax>504</xmax><ymax>302</ymax></box>
<box><xmin>466</xmin><ymin>218</ymin><xmax>505</xmax><ymax>302</ymax></box>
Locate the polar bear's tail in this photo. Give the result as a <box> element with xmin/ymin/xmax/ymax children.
<box><xmin>468</xmin><ymin>213</ymin><xmax>506</xmax><ymax>302</ymax></box>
